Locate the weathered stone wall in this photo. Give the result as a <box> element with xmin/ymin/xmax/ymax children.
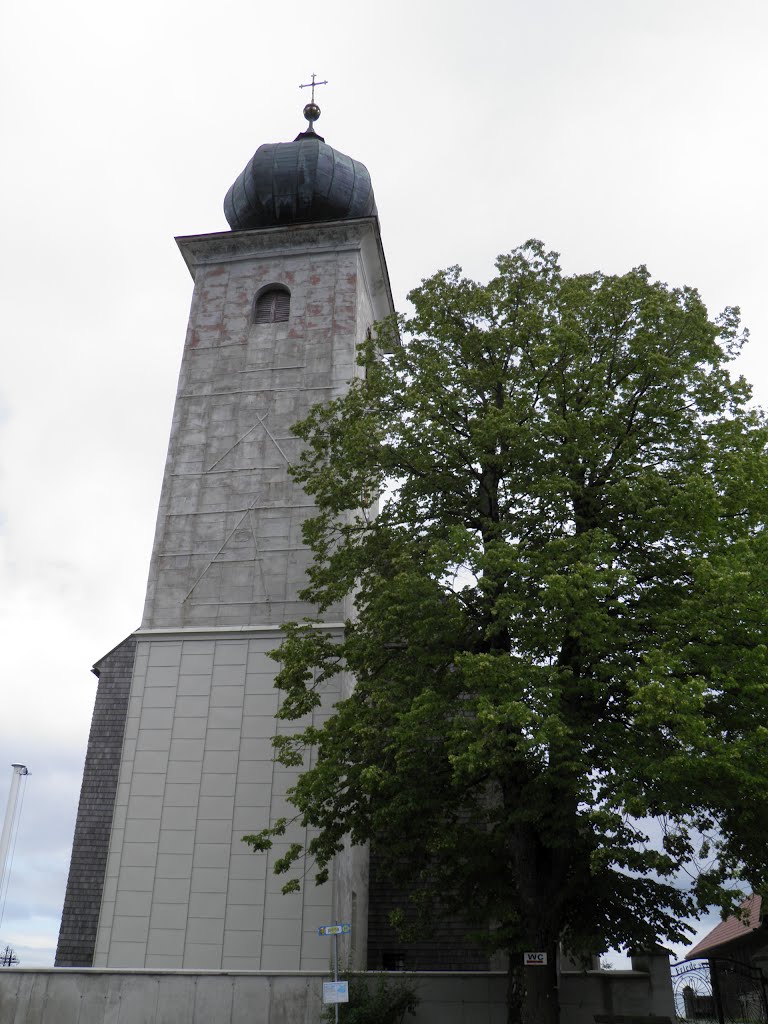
<box><xmin>55</xmin><ymin>637</ymin><xmax>137</xmax><ymax>967</ymax></box>
<box><xmin>142</xmin><ymin>220</ymin><xmax>391</xmax><ymax>632</ymax></box>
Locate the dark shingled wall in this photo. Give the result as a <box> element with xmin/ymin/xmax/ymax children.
<box><xmin>55</xmin><ymin>636</ymin><xmax>136</xmax><ymax>967</ymax></box>
<box><xmin>367</xmin><ymin>850</ymin><xmax>491</xmax><ymax>971</ymax></box>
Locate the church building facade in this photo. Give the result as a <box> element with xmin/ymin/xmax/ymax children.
<box><xmin>41</xmin><ymin>102</ymin><xmax>681</xmax><ymax>1024</ymax></box>
<box><xmin>56</xmin><ymin>105</ymin><xmax>393</xmax><ymax>971</ymax></box>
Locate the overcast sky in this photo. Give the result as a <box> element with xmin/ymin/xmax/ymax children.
<box><xmin>1</xmin><ymin>0</ymin><xmax>766</xmax><ymax>968</ymax></box>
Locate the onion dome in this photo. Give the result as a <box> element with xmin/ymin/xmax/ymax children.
<box><xmin>223</xmin><ymin>99</ymin><xmax>377</xmax><ymax>231</ymax></box>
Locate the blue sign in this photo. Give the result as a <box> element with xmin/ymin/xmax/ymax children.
<box><xmin>318</xmin><ymin>923</ymin><xmax>351</xmax><ymax>936</ymax></box>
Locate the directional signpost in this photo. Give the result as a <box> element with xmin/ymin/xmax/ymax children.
<box><xmin>318</xmin><ymin>924</ymin><xmax>352</xmax><ymax>937</ymax></box>
<box><xmin>318</xmin><ymin>923</ymin><xmax>351</xmax><ymax>1021</ymax></box>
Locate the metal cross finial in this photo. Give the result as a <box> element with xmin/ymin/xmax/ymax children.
<box><xmin>299</xmin><ymin>73</ymin><xmax>328</xmax><ymax>105</ymax></box>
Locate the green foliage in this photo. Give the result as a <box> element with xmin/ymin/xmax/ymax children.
<box><xmin>243</xmin><ymin>240</ymin><xmax>768</xmax><ymax>1017</ymax></box>
<box><xmin>320</xmin><ymin>974</ymin><xmax>419</xmax><ymax>1024</ymax></box>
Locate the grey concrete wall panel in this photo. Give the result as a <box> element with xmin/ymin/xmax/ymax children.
<box><xmin>0</xmin><ymin>972</ymin><xmax>19</xmax><ymax>1023</ymax></box>
<box><xmin>230</xmin><ymin>974</ymin><xmax>272</xmax><ymax>1024</ymax></box>
<box><xmin>0</xmin><ymin>971</ymin><xmax>508</xmax><ymax>1024</ymax></box>
<box><xmin>55</xmin><ymin>637</ymin><xmax>137</xmax><ymax>967</ymax></box>
<box><xmin>560</xmin><ymin>958</ymin><xmax>677</xmax><ymax>1024</ymax></box>
<box><xmin>155</xmin><ymin>974</ymin><xmax>197</xmax><ymax>1023</ymax></box>
<box><xmin>92</xmin><ymin>633</ymin><xmax>345</xmax><ymax>969</ymax></box>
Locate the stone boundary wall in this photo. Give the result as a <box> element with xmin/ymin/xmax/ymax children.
<box><xmin>0</xmin><ymin>969</ymin><xmax>506</xmax><ymax>1024</ymax></box>
<box><xmin>0</xmin><ymin>962</ymin><xmax>675</xmax><ymax>1024</ymax></box>
<box><xmin>560</xmin><ymin>965</ymin><xmax>676</xmax><ymax>1024</ymax></box>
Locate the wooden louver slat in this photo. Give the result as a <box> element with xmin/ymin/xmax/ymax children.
<box><xmin>255</xmin><ymin>288</ymin><xmax>290</xmax><ymax>324</ymax></box>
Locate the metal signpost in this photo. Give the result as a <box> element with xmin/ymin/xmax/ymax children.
<box><xmin>318</xmin><ymin>923</ymin><xmax>351</xmax><ymax>1021</ymax></box>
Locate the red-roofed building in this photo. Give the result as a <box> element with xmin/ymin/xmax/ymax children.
<box><xmin>687</xmin><ymin>893</ymin><xmax>765</xmax><ymax>962</ymax></box>
<box><xmin>681</xmin><ymin>894</ymin><xmax>768</xmax><ymax>1022</ymax></box>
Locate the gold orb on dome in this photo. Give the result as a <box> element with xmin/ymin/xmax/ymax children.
<box><xmin>303</xmin><ymin>102</ymin><xmax>321</xmax><ymax>124</ymax></box>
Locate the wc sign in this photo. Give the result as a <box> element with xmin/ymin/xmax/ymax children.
<box><xmin>523</xmin><ymin>951</ymin><xmax>548</xmax><ymax>966</ymax></box>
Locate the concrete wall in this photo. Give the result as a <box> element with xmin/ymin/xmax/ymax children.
<box><xmin>0</xmin><ymin>970</ymin><xmax>508</xmax><ymax>1024</ymax></box>
<box><xmin>0</xmin><ymin>962</ymin><xmax>675</xmax><ymax>1024</ymax></box>
<box><xmin>560</xmin><ymin>949</ymin><xmax>676</xmax><ymax>1024</ymax></box>
<box><xmin>560</xmin><ymin>971</ymin><xmax>674</xmax><ymax>1024</ymax></box>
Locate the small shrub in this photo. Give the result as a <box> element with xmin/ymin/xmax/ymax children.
<box><xmin>321</xmin><ymin>973</ymin><xmax>419</xmax><ymax>1024</ymax></box>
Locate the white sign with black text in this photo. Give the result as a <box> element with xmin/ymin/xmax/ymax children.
<box><xmin>523</xmin><ymin>951</ymin><xmax>548</xmax><ymax>965</ymax></box>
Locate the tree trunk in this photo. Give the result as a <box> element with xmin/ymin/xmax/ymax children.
<box><xmin>506</xmin><ymin>958</ymin><xmax>524</xmax><ymax>1024</ymax></box>
<box><xmin>507</xmin><ymin>947</ymin><xmax>560</xmax><ymax>1024</ymax></box>
<box><xmin>521</xmin><ymin>947</ymin><xmax>559</xmax><ymax>1024</ymax></box>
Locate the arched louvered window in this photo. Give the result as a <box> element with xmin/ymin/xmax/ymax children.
<box><xmin>254</xmin><ymin>286</ymin><xmax>290</xmax><ymax>324</ymax></box>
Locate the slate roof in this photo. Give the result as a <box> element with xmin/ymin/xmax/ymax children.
<box><xmin>687</xmin><ymin>893</ymin><xmax>764</xmax><ymax>959</ymax></box>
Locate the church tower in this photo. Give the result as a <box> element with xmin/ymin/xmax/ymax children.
<box><xmin>56</xmin><ymin>97</ymin><xmax>393</xmax><ymax>970</ymax></box>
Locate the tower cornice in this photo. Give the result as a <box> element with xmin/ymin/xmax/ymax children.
<box><xmin>176</xmin><ymin>217</ymin><xmax>393</xmax><ymax>324</ymax></box>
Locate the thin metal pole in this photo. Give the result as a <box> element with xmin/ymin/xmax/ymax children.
<box><xmin>334</xmin><ymin>931</ymin><xmax>339</xmax><ymax>1024</ymax></box>
<box><xmin>0</xmin><ymin>766</ymin><xmax>28</xmax><ymax>899</ymax></box>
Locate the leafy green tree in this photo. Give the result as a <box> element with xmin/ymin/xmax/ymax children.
<box><xmin>244</xmin><ymin>241</ymin><xmax>768</xmax><ymax>1024</ymax></box>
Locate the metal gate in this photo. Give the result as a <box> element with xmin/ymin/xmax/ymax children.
<box><xmin>672</xmin><ymin>958</ymin><xmax>768</xmax><ymax>1023</ymax></box>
